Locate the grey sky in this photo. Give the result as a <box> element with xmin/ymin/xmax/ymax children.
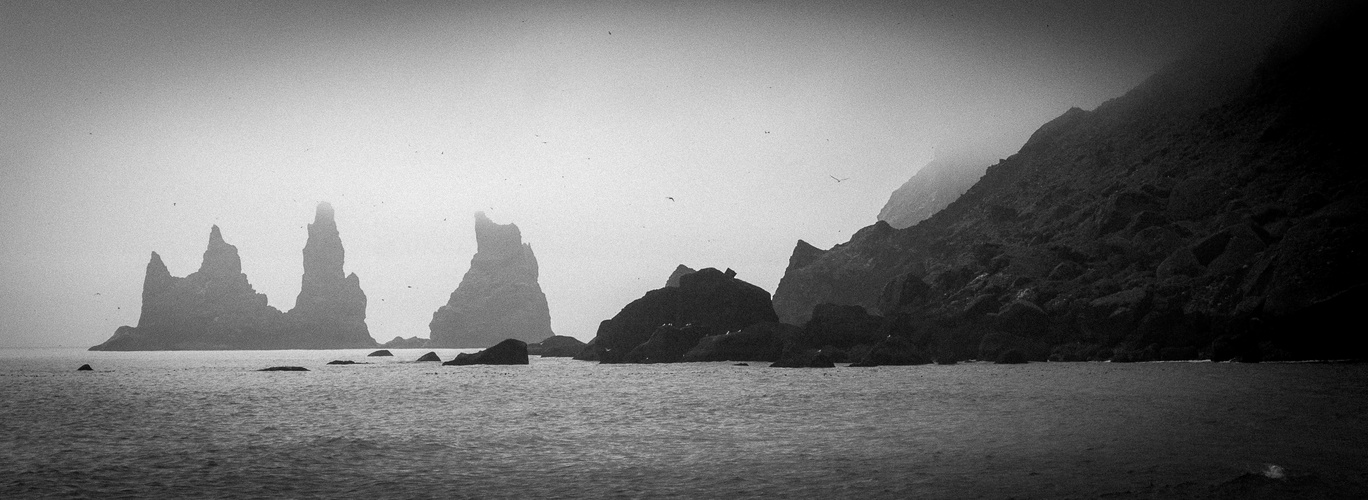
<box><xmin>0</xmin><ymin>0</ymin><xmax>1316</xmax><ymax>347</ymax></box>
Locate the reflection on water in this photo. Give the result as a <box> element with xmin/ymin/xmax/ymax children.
<box><xmin>2</xmin><ymin>348</ymin><xmax>1366</xmax><ymax>499</ymax></box>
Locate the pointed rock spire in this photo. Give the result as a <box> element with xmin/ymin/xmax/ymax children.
<box><xmin>430</xmin><ymin>212</ymin><xmax>552</xmax><ymax>348</ymax></box>
<box><xmin>198</xmin><ymin>225</ymin><xmax>242</xmax><ymax>276</ymax></box>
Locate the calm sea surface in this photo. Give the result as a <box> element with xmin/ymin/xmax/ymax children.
<box><xmin>2</xmin><ymin>348</ymin><xmax>1366</xmax><ymax>499</ymax></box>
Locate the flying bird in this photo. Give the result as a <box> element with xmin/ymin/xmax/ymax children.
<box><xmin>666</xmin><ymin>197</ymin><xmax>675</xmax><ymax>201</ymax></box>
<box><xmin>830</xmin><ymin>175</ymin><xmax>849</xmax><ymax>183</ymax></box>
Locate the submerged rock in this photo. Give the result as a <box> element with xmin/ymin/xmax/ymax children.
<box><xmin>326</xmin><ymin>360</ymin><xmax>359</xmax><ymax>365</ymax></box>
<box><xmin>442</xmin><ymin>339</ymin><xmax>530</xmax><ymax>366</ymax></box>
<box><xmin>259</xmin><ymin>366</ymin><xmax>309</xmax><ymax>371</ymax></box>
<box><xmin>429</xmin><ymin>213</ymin><xmax>554</xmax><ymax>348</ymax></box>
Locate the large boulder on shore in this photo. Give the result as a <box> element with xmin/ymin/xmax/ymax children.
<box><xmin>443</xmin><ymin>339</ymin><xmax>530</xmax><ymax>365</ymax></box>
<box><xmin>526</xmin><ymin>335</ymin><xmax>588</xmax><ymax>357</ymax></box>
<box><xmin>585</xmin><ymin>267</ymin><xmax>779</xmax><ymax>363</ymax></box>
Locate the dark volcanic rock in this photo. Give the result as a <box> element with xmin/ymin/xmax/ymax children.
<box><xmin>259</xmin><ymin>366</ymin><xmax>309</xmax><ymax>371</ymax></box>
<box><xmin>995</xmin><ymin>350</ymin><xmax>1028</xmax><ymax>364</ymax></box>
<box><xmin>665</xmin><ymin>265</ymin><xmax>697</xmax><ymax>287</ymax></box>
<box><xmin>526</xmin><ymin>335</ymin><xmax>588</xmax><ymax>357</ymax></box>
<box><xmin>416</xmin><ymin>352</ymin><xmax>441</xmax><ymax>362</ymax></box>
<box><xmin>90</xmin><ymin>204</ymin><xmax>378</xmax><ymax>351</ymax></box>
<box><xmin>799</xmin><ymin>304</ymin><xmax>884</xmax><ymax>349</ymax></box>
<box><xmin>851</xmin><ymin>335</ymin><xmax>932</xmax><ymax>366</ymax></box>
<box><xmin>77</xmin><ymin>364</ymin><xmax>92</xmax><ymax>371</ymax></box>
<box><xmin>585</xmin><ymin>268</ymin><xmax>779</xmax><ymax>363</ymax></box>
<box><xmin>623</xmin><ymin>325</ymin><xmax>714</xmax><ymax>363</ymax></box>
<box><xmin>770</xmin><ymin>6</ymin><xmax>1368</xmax><ymax>362</ymax></box>
<box><xmin>442</xmin><ymin>339</ymin><xmax>529</xmax><ymax>365</ymax></box>
<box><xmin>367</xmin><ymin>350</ymin><xmax>393</xmax><ymax>357</ymax></box>
<box><xmin>681</xmin><ymin>322</ymin><xmax>798</xmax><ymax>362</ymax></box>
<box><xmin>770</xmin><ymin>349</ymin><xmax>836</xmax><ymax>368</ymax></box>
<box><xmin>429</xmin><ymin>213</ymin><xmax>553</xmax><ymax>348</ymax></box>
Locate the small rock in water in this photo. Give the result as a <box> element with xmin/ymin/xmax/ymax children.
<box><xmin>416</xmin><ymin>351</ymin><xmax>441</xmax><ymax>362</ymax></box>
<box><xmin>326</xmin><ymin>360</ymin><xmax>357</xmax><ymax>365</ymax></box>
<box><xmin>733</xmin><ymin>363</ymin><xmax>749</xmax><ymax>366</ymax></box>
<box><xmin>368</xmin><ymin>350</ymin><xmax>393</xmax><ymax>357</ymax></box>
<box><xmin>77</xmin><ymin>364</ymin><xmax>93</xmax><ymax>371</ymax></box>
<box><xmin>259</xmin><ymin>366</ymin><xmax>309</xmax><ymax>371</ymax></box>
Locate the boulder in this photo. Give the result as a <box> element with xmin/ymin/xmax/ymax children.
<box><xmin>587</xmin><ymin>268</ymin><xmax>779</xmax><ymax>363</ymax></box>
<box><xmin>77</xmin><ymin>364</ymin><xmax>92</xmax><ymax>371</ymax></box>
<box><xmin>367</xmin><ymin>349</ymin><xmax>393</xmax><ymax>357</ymax></box>
<box><xmin>851</xmin><ymin>335</ymin><xmax>931</xmax><ymax>366</ymax></box>
<box><xmin>623</xmin><ymin>325</ymin><xmax>715</xmax><ymax>363</ymax></box>
<box><xmin>416</xmin><ymin>352</ymin><xmax>441</xmax><ymax>362</ymax></box>
<box><xmin>429</xmin><ymin>213</ymin><xmax>554</xmax><ymax>348</ymax></box>
<box><xmin>799</xmin><ymin>303</ymin><xmax>884</xmax><ymax>349</ymax></box>
<box><xmin>979</xmin><ymin>332</ymin><xmax>1049</xmax><ymax>362</ymax></box>
<box><xmin>526</xmin><ymin>335</ymin><xmax>588</xmax><ymax>357</ymax></box>
<box><xmin>442</xmin><ymin>339</ymin><xmax>530</xmax><ymax>366</ymax></box>
<box><xmin>995</xmin><ymin>349</ymin><xmax>1028</xmax><ymax>364</ymax></box>
<box><xmin>770</xmin><ymin>349</ymin><xmax>836</xmax><ymax>368</ymax></box>
<box><xmin>681</xmin><ymin>322</ymin><xmax>797</xmax><ymax>362</ymax></box>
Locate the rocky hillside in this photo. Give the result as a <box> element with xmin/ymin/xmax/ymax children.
<box><xmin>773</xmin><ymin>5</ymin><xmax>1365</xmax><ymax>362</ymax></box>
<box><xmin>877</xmin><ymin>155</ymin><xmax>989</xmax><ymax>229</ymax></box>
<box><xmin>91</xmin><ymin>203</ymin><xmax>377</xmax><ymax>350</ymax></box>
<box><xmin>429</xmin><ymin>212</ymin><xmax>554</xmax><ymax>348</ymax></box>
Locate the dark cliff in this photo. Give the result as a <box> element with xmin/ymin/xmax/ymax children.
<box><xmin>772</xmin><ymin>5</ymin><xmax>1366</xmax><ymax>362</ymax></box>
<box><xmin>428</xmin><ymin>212</ymin><xmax>554</xmax><ymax>348</ymax></box>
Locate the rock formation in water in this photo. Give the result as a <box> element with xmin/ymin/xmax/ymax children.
<box><xmin>579</xmin><ymin>267</ymin><xmax>779</xmax><ymax>363</ymax></box>
<box><xmin>526</xmin><ymin>335</ymin><xmax>587</xmax><ymax>357</ymax></box>
<box><xmin>429</xmin><ymin>213</ymin><xmax>554</xmax><ymax>348</ymax></box>
<box><xmin>442</xmin><ymin>339</ymin><xmax>530</xmax><ymax>365</ymax></box>
<box><xmin>91</xmin><ymin>226</ymin><xmax>286</xmax><ymax>350</ymax></box>
<box><xmin>382</xmin><ymin>336</ymin><xmax>430</xmax><ymax>349</ymax></box>
<box><xmin>416</xmin><ymin>352</ymin><xmax>441</xmax><ymax>362</ymax></box>
<box><xmin>772</xmin><ymin>5</ymin><xmax>1367</xmax><ymax>362</ymax></box>
<box><xmin>283</xmin><ymin>203</ymin><xmax>373</xmax><ymax>347</ymax></box>
<box><xmin>90</xmin><ymin>203</ymin><xmax>378</xmax><ymax>350</ymax></box>
<box><xmin>878</xmin><ymin>155</ymin><xmax>990</xmax><ymax>229</ymax></box>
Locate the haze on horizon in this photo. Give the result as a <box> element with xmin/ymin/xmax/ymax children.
<box><xmin>0</xmin><ymin>0</ymin><xmax>1316</xmax><ymax>348</ymax></box>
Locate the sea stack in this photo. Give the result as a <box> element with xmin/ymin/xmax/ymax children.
<box><xmin>283</xmin><ymin>202</ymin><xmax>373</xmax><ymax>347</ymax></box>
<box><xmin>429</xmin><ymin>213</ymin><xmax>553</xmax><ymax>348</ymax></box>
<box><xmin>90</xmin><ymin>203</ymin><xmax>377</xmax><ymax>350</ymax></box>
<box><xmin>90</xmin><ymin>226</ymin><xmax>283</xmax><ymax>350</ymax></box>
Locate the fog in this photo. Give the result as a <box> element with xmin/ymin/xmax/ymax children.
<box><xmin>0</xmin><ymin>0</ymin><xmax>1316</xmax><ymax>347</ymax></box>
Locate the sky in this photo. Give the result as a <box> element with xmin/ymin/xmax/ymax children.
<box><xmin>0</xmin><ymin>0</ymin><xmax>1317</xmax><ymax>348</ymax></box>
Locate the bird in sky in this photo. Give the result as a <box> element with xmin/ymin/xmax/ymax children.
<box><xmin>830</xmin><ymin>175</ymin><xmax>849</xmax><ymax>183</ymax></box>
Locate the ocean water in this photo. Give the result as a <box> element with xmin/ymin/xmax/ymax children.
<box><xmin>2</xmin><ymin>348</ymin><xmax>1366</xmax><ymax>499</ymax></box>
